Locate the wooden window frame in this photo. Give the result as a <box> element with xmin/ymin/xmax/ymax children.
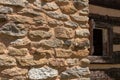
<box><xmin>88</xmin><ymin>20</ymin><xmax>113</xmax><ymax>63</ymax></box>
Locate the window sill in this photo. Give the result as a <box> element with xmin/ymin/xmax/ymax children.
<box><xmin>88</xmin><ymin>56</ymin><xmax>112</xmax><ymax>64</ymax></box>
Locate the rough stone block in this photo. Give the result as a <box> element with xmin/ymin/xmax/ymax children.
<box><xmin>42</xmin><ymin>2</ymin><xmax>59</xmax><ymax>11</ymax></box>
<box><xmin>1</xmin><ymin>67</ymin><xmax>28</xmax><ymax>77</ymax></box>
<box><xmin>17</xmin><ymin>57</ymin><xmax>48</xmax><ymax>67</ymax></box>
<box><xmin>28</xmin><ymin>66</ymin><xmax>58</xmax><ymax>80</ymax></box>
<box><xmin>0</xmin><ymin>6</ymin><xmax>13</xmax><ymax>14</ymax></box>
<box><xmin>54</xmin><ymin>27</ymin><xmax>74</xmax><ymax>39</ymax></box>
<box><xmin>29</xmin><ymin>30</ymin><xmax>52</xmax><ymax>40</ymax></box>
<box><xmin>0</xmin><ymin>0</ymin><xmax>27</xmax><ymax>7</ymax></box>
<box><xmin>0</xmin><ymin>22</ymin><xmax>27</xmax><ymax>37</ymax></box>
<box><xmin>40</xmin><ymin>39</ymin><xmax>63</xmax><ymax>48</ymax></box>
<box><xmin>0</xmin><ymin>42</ymin><xmax>7</xmax><ymax>54</ymax></box>
<box><xmin>60</xmin><ymin>66</ymin><xmax>90</xmax><ymax>79</ymax></box>
<box><xmin>0</xmin><ymin>55</ymin><xmax>16</xmax><ymax>66</ymax></box>
<box><xmin>55</xmin><ymin>49</ymin><xmax>73</xmax><ymax>58</ymax></box>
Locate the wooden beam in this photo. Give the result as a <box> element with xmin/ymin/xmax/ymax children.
<box><xmin>90</xmin><ymin>5</ymin><xmax>120</xmax><ymax>17</ymax></box>
<box><xmin>89</xmin><ymin>13</ymin><xmax>120</xmax><ymax>26</ymax></box>
<box><xmin>90</xmin><ymin>0</ymin><xmax>120</xmax><ymax>10</ymax></box>
<box><xmin>113</xmin><ymin>33</ymin><xmax>120</xmax><ymax>44</ymax></box>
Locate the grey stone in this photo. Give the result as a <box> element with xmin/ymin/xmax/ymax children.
<box><xmin>40</xmin><ymin>39</ymin><xmax>63</xmax><ymax>48</ymax></box>
<box><xmin>46</xmin><ymin>11</ymin><xmax>69</xmax><ymax>21</ymax></box>
<box><xmin>48</xmin><ymin>19</ymin><xmax>63</xmax><ymax>27</ymax></box>
<box><xmin>28</xmin><ymin>66</ymin><xmax>58</xmax><ymax>80</ymax></box>
<box><xmin>64</xmin><ymin>21</ymin><xmax>78</xmax><ymax>28</ymax></box>
<box><xmin>75</xmin><ymin>29</ymin><xmax>90</xmax><ymax>37</ymax></box>
<box><xmin>0</xmin><ymin>0</ymin><xmax>28</xmax><ymax>7</ymax></box>
<box><xmin>0</xmin><ymin>6</ymin><xmax>13</xmax><ymax>14</ymax></box>
<box><xmin>73</xmin><ymin>0</ymin><xmax>88</xmax><ymax>9</ymax></box>
<box><xmin>34</xmin><ymin>0</ymin><xmax>42</xmax><ymax>8</ymax></box>
<box><xmin>0</xmin><ymin>23</ymin><xmax>28</xmax><ymax>37</ymax></box>
<box><xmin>42</xmin><ymin>2</ymin><xmax>59</xmax><ymax>11</ymax></box>
<box><xmin>64</xmin><ymin>40</ymin><xmax>72</xmax><ymax>47</ymax></box>
<box><xmin>0</xmin><ymin>55</ymin><xmax>16</xmax><ymax>66</ymax></box>
<box><xmin>0</xmin><ymin>14</ymin><xmax>7</xmax><ymax>22</ymax></box>
<box><xmin>29</xmin><ymin>30</ymin><xmax>52</xmax><ymax>40</ymax></box>
<box><xmin>33</xmin><ymin>16</ymin><xmax>47</xmax><ymax>24</ymax></box>
<box><xmin>60</xmin><ymin>66</ymin><xmax>90</xmax><ymax>79</ymax></box>
<box><xmin>73</xmin><ymin>39</ymin><xmax>90</xmax><ymax>49</ymax></box>
<box><xmin>20</xmin><ymin>9</ymin><xmax>41</xmax><ymax>16</ymax></box>
<box><xmin>10</xmin><ymin>37</ymin><xmax>30</xmax><ymax>47</ymax></box>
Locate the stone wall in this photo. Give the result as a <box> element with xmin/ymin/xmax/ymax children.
<box><xmin>0</xmin><ymin>0</ymin><xmax>90</xmax><ymax>80</ymax></box>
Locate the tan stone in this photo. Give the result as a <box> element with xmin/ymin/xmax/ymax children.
<box><xmin>10</xmin><ymin>37</ymin><xmax>31</xmax><ymax>47</ymax></box>
<box><xmin>42</xmin><ymin>0</ymin><xmax>54</xmax><ymax>2</ymax></box>
<box><xmin>55</xmin><ymin>0</ymin><xmax>69</xmax><ymax>5</ymax></box>
<box><xmin>40</xmin><ymin>39</ymin><xmax>63</xmax><ymax>48</ymax></box>
<box><xmin>31</xmin><ymin>24</ymin><xmax>50</xmax><ymax>30</ymax></box>
<box><xmin>49</xmin><ymin>58</ymin><xmax>68</xmax><ymax>67</ymax></box>
<box><xmin>31</xmin><ymin>42</ymin><xmax>41</xmax><ymax>48</ymax></box>
<box><xmin>79</xmin><ymin>8</ymin><xmax>89</xmax><ymax>16</ymax></box>
<box><xmin>1</xmin><ymin>67</ymin><xmax>28</xmax><ymax>77</ymax></box>
<box><xmin>33</xmin><ymin>16</ymin><xmax>47</xmax><ymax>24</ymax></box>
<box><xmin>17</xmin><ymin>57</ymin><xmax>48</xmax><ymax>66</ymax></box>
<box><xmin>42</xmin><ymin>2</ymin><xmax>59</xmax><ymax>11</ymax></box>
<box><xmin>36</xmin><ymin>49</ymin><xmax>55</xmax><ymax>57</ymax></box>
<box><xmin>54</xmin><ymin>27</ymin><xmax>74</xmax><ymax>39</ymax></box>
<box><xmin>0</xmin><ymin>55</ymin><xmax>16</xmax><ymax>66</ymax></box>
<box><xmin>70</xmin><ymin>14</ymin><xmax>89</xmax><ymax>22</ymax></box>
<box><xmin>60</xmin><ymin>3</ymin><xmax>77</xmax><ymax>14</ymax></box>
<box><xmin>80</xmin><ymin>58</ymin><xmax>90</xmax><ymax>68</ymax></box>
<box><xmin>29</xmin><ymin>30</ymin><xmax>52</xmax><ymax>40</ymax></box>
<box><xmin>48</xmin><ymin>19</ymin><xmax>63</xmax><ymax>27</ymax></box>
<box><xmin>55</xmin><ymin>49</ymin><xmax>73</xmax><ymax>58</ymax></box>
<box><xmin>7</xmin><ymin>14</ymin><xmax>35</xmax><ymax>24</ymax></box>
<box><xmin>66</xmin><ymin>58</ymin><xmax>80</xmax><ymax>66</ymax></box>
<box><xmin>8</xmin><ymin>47</ymin><xmax>28</xmax><ymax>56</ymax></box>
<box><xmin>0</xmin><ymin>42</ymin><xmax>7</xmax><ymax>54</ymax></box>
<box><xmin>74</xmin><ymin>50</ymin><xmax>89</xmax><ymax>58</ymax></box>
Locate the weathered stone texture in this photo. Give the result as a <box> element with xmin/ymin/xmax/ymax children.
<box><xmin>0</xmin><ymin>0</ymin><xmax>90</xmax><ymax>79</ymax></box>
<box><xmin>8</xmin><ymin>47</ymin><xmax>28</xmax><ymax>56</ymax></box>
<box><xmin>29</xmin><ymin>30</ymin><xmax>52</xmax><ymax>40</ymax></box>
<box><xmin>0</xmin><ymin>6</ymin><xmax>13</xmax><ymax>14</ymax></box>
<box><xmin>17</xmin><ymin>57</ymin><xmax>48</xmax><ymax>66</ymax></box>
<box><xmin>28</xmin><ymin>66</ymin><xmax>58</xmax><ymax>80</ymax></box>
<box><xmin>0</xmin><ymin>55</ymin><xmax>16</xmax><ymax>66</ymax></box>
<box><xmin>0</xmin><ymin>42</ymin><xmax>7</xmax><ymax>54</ymax></box>
<box><xmin>0</xmin><ymin>0</ymin><xmax>27</xmax><ymax>7</ymax></box>
<box><xmin>1</xmin><ymin>67</ymin><xmax>28</xmax><ymax>77</ymax></box>
<box><xmin>0</xmin><ymin>22</ymin><xmax>27</xmax><ymax>37</ymax></box>
<box><xmin>60</xmin><ymin>66</ymin><xmax>90</xmax><ymax>79</ymax></box>
<box><xmin>40</xmin><ymin>39</ymin><xmax>63</xmax><ymax>48</ymax></box>
<box><xmin>54</xmin><ymin>27</ymin><xmax>74</xmax><ymax>39</ymax></box>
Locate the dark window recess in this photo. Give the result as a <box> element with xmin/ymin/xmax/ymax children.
<box><xmin>93</xmin><ymin>29</ymin><xmax>103</xmax><ymax>56</ymax></box>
